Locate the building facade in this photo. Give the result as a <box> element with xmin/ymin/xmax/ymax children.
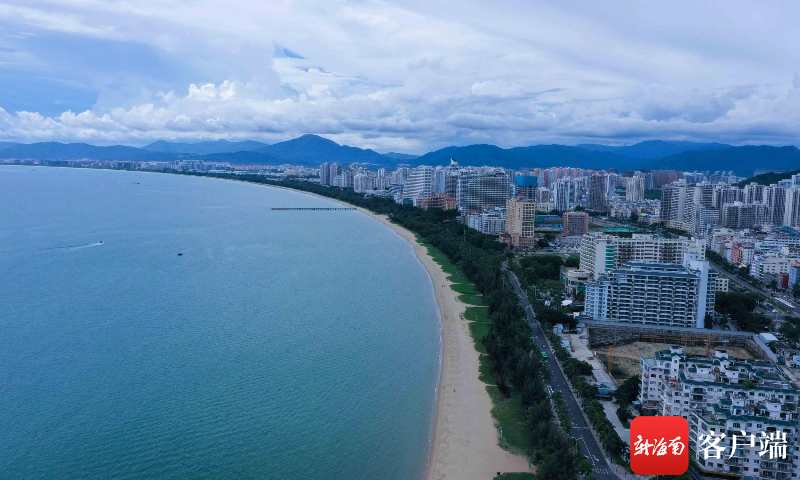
<box><xmin>579</xmin><ymin>233</ymin><xmax>705</xmax><ymax>279</ymax></box>
<box><xmin>639</xmin><ymin>347</ymin><xmax>799</xmax><ymax>479</ymax></box>
<box><xmin>562</xmin><ymin>211</ymin><xmax>589</xmax><ymax>237</ymax></box>
<box><xmin>457</xmin><ymin>168</ymin><xmax>511</xmax><ymax>211</ymax></box>
<box><xmin>506</xmin><ymin>197</ymin><xmax>537</xmax><ymax>247</ymax></box>
<box><xmin>584</xmin><ymin>259</ymin><xmax>716</xmax><ymax>328</ymax></box>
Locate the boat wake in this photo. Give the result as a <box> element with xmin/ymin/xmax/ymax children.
<box><xmin>42</xmin><ymin>241</ymin><xmax>104</xmax><ymax>252</ymax></box>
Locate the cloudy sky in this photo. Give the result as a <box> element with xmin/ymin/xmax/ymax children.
<box><xmin>0</xmin><ymin>0</ymin><xmax>799</xmax><ymax>152</ymax></box>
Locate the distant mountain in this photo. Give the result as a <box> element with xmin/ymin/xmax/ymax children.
<box><xmin>2</xmin><ymin>137</ymin><xmax>798</xmax><ymax>175</ymax></box>
<box><xmin>382</xmin><ymin>152</ymin><xmax>419</xmax><ymax>161</ymax></box>
<box><xmin>577</xmin><ymin>140</ymin><xmax>731</xmax><ymax>159</ymax></box>
<box><xmin>413</xmin><ymin>144</ymin><xmax>514</xmax><ymax>166</ymax></box>
<box><xmin>509</xmin><ymin>145</ymin><xmax>636</xmax><ymax>170</ymax></box>
<box><xmin>255</xmin><ymin>134</ymin><xmax>390</xmax><ymax>165</ymax></box>
<box><xmin>738</xmin><ymin>169</ymin><xmax>800</xmax><ymax>187</ymax></box>
<box><xmin>195</xmin><ymin>150</ymin><xmax>281</xmax><ymax>164</ymax></box>
<box><xmin>414</xmin><ymin>144</ymin><xmax>632</xmax><ymax>170</ymax></box>
<box><xmin>0</xmin><ymin>142</ymin><xmax>172</xmax><ymax>161</ymax></box>
<box><xmin>643</xmin><ymin>146</ymin><xmax>800</xmax><ymax>177</ymax></box>
<box><xmin>143</xmin><ymin>139</ymin><xmax>269</xmax><ymax>155</ymax></box>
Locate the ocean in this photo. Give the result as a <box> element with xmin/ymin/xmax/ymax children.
<box><xmin>0</xmin><ymin>166</ymin><xmax>441</xmax><ymax>479</ymax></box>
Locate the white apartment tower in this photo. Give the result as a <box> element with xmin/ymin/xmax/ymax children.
<box><xmin>584</xmin><ymin>255</ymin><xmax>716</xmax><ymax>328</ymax></box>
<box><xmin>402</xmin><ymin>166</ymin><xmax>434</xmax><ymax>206</ymax></box>
<box><xmin>626</xmin><ymin>176</ymin><xmax>645</xmax><ymax>202</ymax></box>
<box><xmin>553</xmin><ymin>178</ymin><xmax>572</xmax><ymax>211</ymax></box>
<box><xmin>784</xmin><ymin>187</ymin><xmax>800</xmax><ymax>227</ymax></box>
<box><xmin>579</xmin><ymin>233</ymin><xmax>705</xmax><ymax>279</ymax></box>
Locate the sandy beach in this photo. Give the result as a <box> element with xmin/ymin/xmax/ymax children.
<box><xmin>364</xmin><ymin>210</ymin><xmax>532</xmax><ymax>480</ymax></box>
<box><xmin>277</xmin><ymin>185</ymin><xmax>531</xmax><ymax>479</ymax></box>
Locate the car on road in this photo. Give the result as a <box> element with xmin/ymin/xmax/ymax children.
<box><xmin>541</xmin><ymin>350</ymin><xmax>548</xmax><ymax>358</ymax></box>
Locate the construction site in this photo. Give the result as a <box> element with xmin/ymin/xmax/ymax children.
<box><xmin>584</xmin><ymin>321</ymin><xmax>764</xmax><ymax>379</ymax></box>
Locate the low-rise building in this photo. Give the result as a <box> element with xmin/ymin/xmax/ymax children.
<box><xmin>467</xmin><ymin>211</ymin><xmax>506</xmax><ymax>235</ymax></box>
<box><xmin>562</xmin><ymin>268</ymin><xmax>591</xmax><ymax>295</ymax></box>
<box><xmin>421</xmin><ymin>194</ymin><xmax>457</xmax><ymax>210</ymax></box>
<box><xmin>639</xmin><ymin>347</ymin><xmax>799</xmax><ymax>479</ymax></box>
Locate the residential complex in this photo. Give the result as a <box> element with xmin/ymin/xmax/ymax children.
<box><xmin>579</xmin><ymin>233</ymin><xmax>705</xmax><ymax>280</ymax></box>
<box><xmin>584</xmin><ymin>258</ymin><xmax>716</xmax><ymax>328</ymax></box>
<box><xmin>640</xmin><ymin>347</ymin><xmax>799</xmax><ymax>479</ymax></box>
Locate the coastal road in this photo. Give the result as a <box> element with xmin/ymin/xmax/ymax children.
<box><xmin>710</xmin><ymin>260</ymin><xmax>800</xmax><ymax>316</ymax></box>
<box><xmin>505</xmin><ymin>268</ymin><xmax>621</xmax><ymax>480</ymax></box>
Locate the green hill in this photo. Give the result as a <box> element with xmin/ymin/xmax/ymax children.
<box><xmin>737</xmin><ymin>170</ymin><xmax>800</xmax><ymax>187</ymax></box>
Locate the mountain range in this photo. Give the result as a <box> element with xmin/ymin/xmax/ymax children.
<box><xmin>1</xmin><ymin>135</ymin><xmax>798</xmax><ymax>176</ymax></box>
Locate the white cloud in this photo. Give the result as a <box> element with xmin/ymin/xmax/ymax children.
<box><xmin>1</xmin><ymin>0</ymin><xmax>800</xmax><ymax>152</ymax></box>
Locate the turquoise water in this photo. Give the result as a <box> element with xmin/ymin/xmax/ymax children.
<box><xmin>0</xmin><ymin>166</ymin><xmax>441</xmax><ymax>479</ymax></box>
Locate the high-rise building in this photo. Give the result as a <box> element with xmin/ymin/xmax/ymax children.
<box><xmin>562</xmin><ymin>212</ymin><xmax>589</xmax><ymax>237</ymax></box>
<box><xmin>588</xmin><ymin>174</ymin><xmax>608</xmax><ymax>212</ymax></box>
<box><xmin>390</xmin><ymin>167</ymin><xmax>410</xmax><ymax>186</ymax></box>
<box><xmin>713</xmin><ymin>184</ymin><xmax>743</xmax><ymax>208</ymax></box>
<box><xmin>764</xmin><ymin>185</ymin><xmax>786</xmax><ymax>226</ymax></box>
<box><xmin>720</xmin><ymin>202</ymin><xmax>766</xmax><ymax>229</ymax></box>
<box><xmin>784</xmin><ymin>187</ymin><xmax>800</xmax><ymax>227</ymax></box>
<box><xmin>743</xmin><ymin>182</ymin><xmax>766</xmax><ymax>204</ymax></box>
<box><xmin>579</xmin><ymin>233</ymin><xmax>705</xmax><ymax>279</ymax></box>
<box><xmin>402</xmin><ymin>166</ymin><xmax>434</xmax><ymax>206</ymax></box>
<box><xmin>319</xmin><ymin>162</ymin><xmax>342</xmax><ymax>186</ymax></box>
<box><xmin>584</xmin><ymin>256</ymin><xmax>716</xmax><ymax>328</ymax></box>
<box><xmin>353</xmin><ymin>172</ymin><xmax>374</xmax><ymax>192</ymax></box>
<box><xmin>553</xmin><ymin>178</ymin><xmax>572</xmax><ymax>211</ymax></box>
<box><xmin>514</xmin><ymin>175</ymin><xmax>538</xmax><ymax>200</ymax></box>
<box><xmin>626</xmin><ymin>176</ymin><xmax>645</xmax><ymax>202</ymax></box>
<box><xmin>691</xmin><ymin>206</ymin><xmax>720</xmax><ymax>235</ymax></box>
<box><xmin>660</xmin><ymin>181</ymin><xmax>688</xmax><ymax>228</ymax></box>
<box><xmin>639</xmin><ymin>347</ymin><xmax>800</xmax><ymax>478</ymax></box>
<box><xmin>506</xmin><ymin>197</ymin><xmax>537</xmax><ymax>247</ymax></box>
<box><xmin>332</xmin><ymin>170</ymin><xmax>354</xmax><ymax>188</ymax></box>
<box><xmin>690</xmin><ymin>182</ymin><xmax>716</xmax><ymax>208</ymax></box>
<box><xmin>456</xmin><ymin>168</ymin><xmax>510</xmax><ymax>211</ymax></box>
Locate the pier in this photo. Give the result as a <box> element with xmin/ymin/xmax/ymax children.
<box><xmin>271</xmin><ymin>207</ymin><xmax>356</xmax><ymax>211</ymax></box>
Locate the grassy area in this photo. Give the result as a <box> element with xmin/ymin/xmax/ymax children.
<box><xmin>446</xmin><ymin>270</ymin><xmax>471</xmax><ymax>284</ymax></box>
<box><xmin>419</xmin><ymin>236</ymin><xmax>532</xmax><ymax>462</ymax></box>
<box><xmin>494</xmin><ymin>473</ymin><xmax>535</xmax><ymax>480</ymax></box>
<box><xmin>469</xmin><ymin>317</ymin><xmax>491</xmax><ymax>354</ymax></box>
<box><xmin>486</xmin><ymin>387</ymin><xmax>534</xmax><ymax>456</ymax></box>
<box><xmin>458</xmin><ymin>293</ymin><xmax>486</xmax><ymax>305</ymax></box>
<box><xmin>464</xmin><ymin>306</ymin><xmax>490</xmax><ymax>322</ymax></box>
<box><xmin>450</xmin><ymin>283</ymin><xmax>478</xmax><ymax>295</ymax></box>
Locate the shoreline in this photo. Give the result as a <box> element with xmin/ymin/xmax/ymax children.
<box><xmin>7</xmin><ymin>166</ymin><xmax>531</xmax><ymax>479</ymax></box>
<box><xmin>269</xmin><ymin>184</ymin><xmax>531</xmax><ymax>479</ymax></box>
